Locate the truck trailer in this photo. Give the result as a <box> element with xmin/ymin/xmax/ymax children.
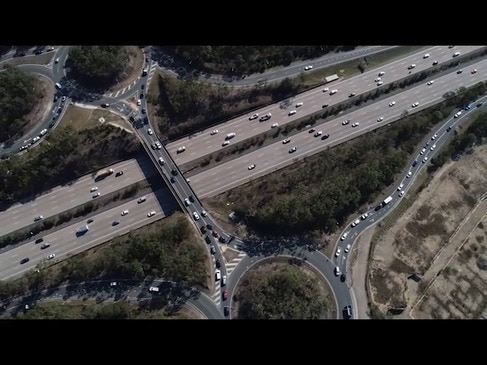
<box><xmin>382</xmin><ymin>196</ymin><xmax>393</xmax><ymax>206</ymax></box>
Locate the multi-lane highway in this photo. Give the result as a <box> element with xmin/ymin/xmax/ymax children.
<box><xmin>333</xmin><ymin>94</ymin><xmax>487</xmax><ymax>277</ymax></box>
<box><xmin>166</xmin><ymin>46</ymin><xmax>484</xmax><ymax>165</ymax></box>
<box><xmin>0</xmin><ymin>188</ymin><xmax>177</xmax><ymax>280</ymax></box>
<box><xmin>183</xmin><ymin>57</ymin><xmax>487</xmax><ymax>198</ymax></box>
<box><xmin>0</xmin><ymin>158</ymin><xmax>158</xmax><ymax>237</ymax></box>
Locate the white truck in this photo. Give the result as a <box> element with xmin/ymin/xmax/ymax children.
<box><xmin>382</xmin><ymin>196</ymin><xmax>393</xmax><ymax>207</ymax></box>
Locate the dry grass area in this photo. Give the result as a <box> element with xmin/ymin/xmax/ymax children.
<box><xmin>62</xmin><ymin>105</ymin><xmax>133</xmax><ymax>133</ymax></box>
<box><xmin>368</xmin><ymin>144</ymin><xmax>487</xmax><ymax>318</ymax></box>
<box><xmin>232</xmin><ymin>258</ymin><xmax>336</xmax><ymax>319</ymax></box>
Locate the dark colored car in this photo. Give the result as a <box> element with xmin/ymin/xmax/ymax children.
<box><xmin>200</xmin><ymin>225</ymin><xmax>207</xmax><ymax>234</ymax></box>
<box><xmin>170</xmin><ymin>176</ymin><xmax>176</xmax><ymax>183</ymax></box>
<box><xmin>112</xmin><ymin>221</ymin><xmax>120</xmax><ymax>226</ymax></box>
<box><xmin>20</xmin><ymin>258</ymin><xmax>30</xmax><ymax>264</ymax></box>
<box><xmin>205</xmin><ymin>236</ymin><xmax>211</xmax><ymax>244</ymax></box>
<box><xmin>224</xmin><ymin>306</ymin><xmax>230</xmax><ymax>316</ymax></box>
<box><xmin>321</xmin><ymin>134</ymin><xmax>330</xmax><ymax>140</ymax></box>
<box><xmin>432</xmin><ymin>60</ymin><xmax>438</xmax><ymax>66</ymax></box>
<box><xmin>322</xmin><ymin>104</ymin><xmax>329</xmax><ymax>108</ymax></box>
<box><xmin>343</xmin><ymin>305</ymin><xmax>352</xmax><ymax>319</ymax></box>
<box><xmin>412</xmin><ymin>160</ymin><xmax>418</xmax><ymax>167</ymax></box>
<box><xmin>171</xmin><ymin>169</ymin><xmax>178</xmax><ymax>176</ymax></box>
<box><xmin>35</xmin><ymin>238</ymin><xmax>44</xmax><ymax>244</ymax></box>
<box><xmin>206</xmin><ymin>224</ymin><xmax>213</xmax><ymax>231</ymax></box>
<box><xmin>340</xmin><ymin>274</ymin><xmax>346</xmax><ymax>283</ymax></box>
<box><xmin>375</xmin><ymin>205</ymin><xmax>382</xmax><ymax>211</ymax></box>
<box><xmin>308</xmin><ymin>128</ymin><xmax>315</xmax><ymax>133</ymax></box>
<box><xmin>222</xmin><ymin>290</ymin><xmax>228</xmax><ymax>300</ymax></box>
<box><xmin>218</xmin><ymin>236</ymin><xmax>227</xmax><ymax>244</ymax></box>
<box><xmin>215</xmin><ymin>259</ymin><xmax>221</xmax><ymax>268</ymax></box>
<box><xmin>477</xmin><ymin>102</ymin><xmax>484</xmax><ymax>108</ymax></box>
<box><xmin>446</xmin><ymin>126</ymin><xmax>452</xmax><ymax>132</ymax></box>
<box><xmin>87</xmin><ymin>219</ymin><xmax>94</xmax><ymax>224</ymax></box>
<box><xmin>115</xmin><ymin>171</ymin><xmax>124</xmax><ymax>177</ymax></box>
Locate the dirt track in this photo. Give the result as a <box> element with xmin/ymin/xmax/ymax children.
<box><xmin>367</xmin><ymin>144</ymin><xmax>487</xmax><ymax>318</ymax></box>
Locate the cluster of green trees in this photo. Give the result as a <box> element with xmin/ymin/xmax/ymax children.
<box><xmin>229</xmin><ymin>81</ymin><xmax>487</xmax><ymax>236</ymax></box>
<box><xmin>0</xmin><ymin>123</ymin><xmax>141</xmax><ymax>206</ymax></box>
<box><xmin>0</xmin><ymin>67</ymin><xmax>42</xmax><ymax>142</ymax></box>
<box><xmin>68</xmin><ymin>46</ymin><xmax>131</xmax><ymax>88</ymax></box>
<box><xmin>154</xmin><ymin>74</ymin><xmax>300</xmax><ymax>140</ymax></box>
<box><xmin>237</xmin><ymin>264</ymin><xmax>328</xmax><ymax>319</ymax></box>
<box><xmin>0</xmin><ymin>214</ymin><xmax>208</xmax><ymax>302</ymax></box>
<box><xmin>159</xmin><ymin>46</ymin><xmax>355</xmax><ymax>75</ymax></box>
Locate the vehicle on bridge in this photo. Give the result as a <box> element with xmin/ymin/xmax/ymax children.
<box><xmin>94</xmin><ymin>168</ymin><xmax>114</xmax><ymax>181</ymax></box>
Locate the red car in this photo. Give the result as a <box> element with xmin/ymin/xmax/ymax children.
<box><xmin>212</xmin><ymin>230</ymin><xmax>219</xmax><ymax>238</ymax></box>
<box><xmin>222</xmin><ymin>290</ymin><xmax>228</xmax><ymax>300</ymax></box>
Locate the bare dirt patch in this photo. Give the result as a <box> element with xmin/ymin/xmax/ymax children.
<box><xmin>368</xmin><ymin>144</ymin><xmax>487</xmax><ymax>318</ymax></box>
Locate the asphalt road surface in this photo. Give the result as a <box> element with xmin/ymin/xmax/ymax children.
<box><xmin>184</xmin><ymin>56</ymin><xmax>487</xmax><ymax>198</ymax></box>
<box><xmin>0</xmin><ymin>158</ymin><xmax>158</xmax><ymax>237</ymax></box>
<box><xmin>333</xmin><ymin>94</ymin><xmax>487</xmax><ymax>275</ymax></box>
<box><xmin>226</xmin><ymin>244</ymin><xmax>354</xmax><ymax>319</ymax></box>
<box><xmin>0</xmin><ymin>188</ymin><xmax>177</xmax><ymax>280</ymax></box>
<box><xmin>166</xmin><ymin>46</ymin><xmax>484</xmax><ymax>165</ymax></box>
<box><xmin>0</xmin><ymin>279</ymin><xmax>222</xmax><ymax>319</ymax></box>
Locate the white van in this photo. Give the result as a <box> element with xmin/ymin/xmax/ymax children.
<box><xmin>221</xmin><ymin>275</ymin><xmax>227</xmax><ymax>287</ymax></box>
<box><xmin>215</xmin><ymin>269</ymin><xmax>221</xmax><ymax>281</ymax></box>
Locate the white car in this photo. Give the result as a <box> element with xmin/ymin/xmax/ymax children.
<box><xmin>344</xmin><ymin>243</ymin><xmax>352</xmax><ymax>253</ymax></box>
<box><xmin>177</xmin><ymin>146</ymin><xmax>186</xmax><ymax>153</ymax></box>
<box><xmin>378</xmin><ymin>71</ymin><xmax>385</xmax><ymax>76</ymax></box>
<box><xmin>335</xmin><ymin>247</ymin><xmax>341</xmax><ymax>257</ymax></box>
<box><xmin>282</xmin><ymin>138</ymin><xmax>291</xmax><ymax>144</ymax></box>
<box><xmin>431</xmin><ymin>133</ymin><xmax>438</xmax><ymax>140</ymax></box>
<box><xmin>248</xmin><ymin>164</ymin><xmax>256</xmax><ymax>170</ymax></box>
<box><xmin>192</xmin><ymin>212</ymin><xmax>200</xmax><ymax>221</ymax></box>
<box><xmin>412</xmin><ymin>102</ymin><xmax>419</xmax><ymax>108</ymax></box>
<box><xmin>377</xmin><ymin>81</ymin><xmax>383</xmax><ymax>86</ymax></box>
<box><xmin>430</xmin><ymin>144</ymin><xmax>436</xmax><ymax>151</ymax></box>
<box><xmin>304</xmin><ymin>65</ymin><xmax>313</xmax><ymax>70</ymax></box>
<box><xmin>374</xmin><ymin>77</ymin><xmax>382</xmax><ymax>82</ymax></box>
<box><xmin>271</xmin><ymin>123</ymin><xmax>279</xmax><ymax>128</ymax></box>
<box><xmin>342</xmin><ymin>120</ymin><xmax>350</xmax><ymax>125</ymax></box>
<box><xmin>249</xmin><ymin>113</ymin><xmax>259</xmax><ymax>120</ymax></box>
<box><xmin>296</xmin><ymin>102</ymin><xmax>303</xmax><ymax>107</ymax></box>
<box><xmin>322</xmin><ymin>87</ymin><xmax>329</xmax><ymax>93</ymax></box>
<box><xmin>361</xmin><ymin>213</ymin><xmax>369</xmax><ymax>220</ymax></box>
<box><xmin>90</xmin><ymin>187</ymin><xmax>98</xmax><ymax>192</ymax></box>
<box><xmin>147</xmin><ymin>211</ymin><xmax>156</xmax><ymax>217</ymax></box>
<box><xmin>210</xmin><ymin>130</ymin><xmax>219</xmax><ymax>135</ymax></box>
<box><xmin>288</xmin><ymin>110</ymin><xmax>296</xmax><ymax>116</ymax></box>
<box><xmin>314</xmin><ymin>131</ymin><xmax>323</xmax><ymax>137</ymax></box>
<box><xmin>454</xmin><ymin>111</ymin><xmax>462</xmax><ymax>118</ymax></box>
<box><xmin>407</xmin><ymin>171</ymin><xmax>412</xmax><ymax>178</ymax></box>
<box><xmin>427</xmin><ymin>80</ymin><xmax>435</xmax><ymax>86</ymax></box>
<box><xmin>61</xmin><ymin>96</ymin><xmax>66</xmax><ymax>102</ymax></box>
<box><xmin>47</xmin><ymin>254</ymin><xmax>56</xmax><ymax>260</ymax></box>
<box><xmin>399</xmin><ymin>190</ymin><xmax>405</xmax><ymax>197</ymax></box>
<box><xmin>389</xmin><ymin>101</ymin><xmax>396</xmax><ymax>107</ymax></box>
<box><xmin>422</xmin><ymin>157</ymin><xmax>428</xmax><ymax>163</ymax></box>
<box><xmin>420</xmin><ymin>148</ymin><xmax>426</xmax><ymax>155</ymax></box>
<box><xmin>351</xmin><ymin>219</ymin><xmax>360</xmax><ymax>227</ymax></box>
<box><xmin>289</xmin><ymin>147</ymin><xmax>297</xmax><ymax>153</ymax></box>
<box><xmin>137</xmin><ymin>196</ymin><xmax>147</xmax><ymax>204</ymax></box>
<box><xmin>121</xmin><ymin>210</ymin><xmax>129</xmax><ymax>216</ymax></box>
<box><xmin>408</xmin><ymin>64</ymin><xmax>416</xmax><ymax>70</ymax></box>
<box><xmin>147</xmin><ymin>128</ymin><xmax>153</xmax><ymax>135</ymax></box>
<box><xmin>397</xmin><ymin>183</ymin><xmax>404</xmax><ymax>191</ymax></box>
<box><xmin>110</xmin><ymin>282</ymin><xmax>118</xmax><ymax>287</ymax></box>
<box><xmin>158</xmin><ymin>157</ymin><xmax>165</xmax><ymax>165</ymax></box>
<box><xmin>423</xmin><ymin>53</ymin><xmax>430</xmax><ymax>59</ymax></box>
<box><xmin>377</xmin><ymin>117</ymin><xmax>384</xmax><ymax>122</ymax></box>
<box><xmin>222</xmin><ymin>141</ymin><xmax>230</xmax><ymax>147</ymax></box>
<box><xmin>184</xmin><ymin>198</ymin><xmax>191</xmax><ymax>206</ymax></box>
<box><xmin>334</xmin><ymin>266</ymin><xmax>341</xmax><ymax>276</ymax></box>
<box><xmin>201</xmin><ymin>210</ymin><xmax>208</xmax><ymax>217</ymax></box>
<box><xmin>92</xmin><ymin>192</ymin><xmax>101</xmax><ymax>198</ymax></box>
<box><xmin>352</xmin><ymin>122</ymin><xmax>359</xmax><ymax>127</ymax></box>
<box><xmin>137</xmin><ymin>99</ymin><xmax>141</xmax><ymax>106</ymax></box>
<box><xmin>341</xmin><ymin>233</ymin><xmax>348</xmax><ymax>241</ymax></box>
